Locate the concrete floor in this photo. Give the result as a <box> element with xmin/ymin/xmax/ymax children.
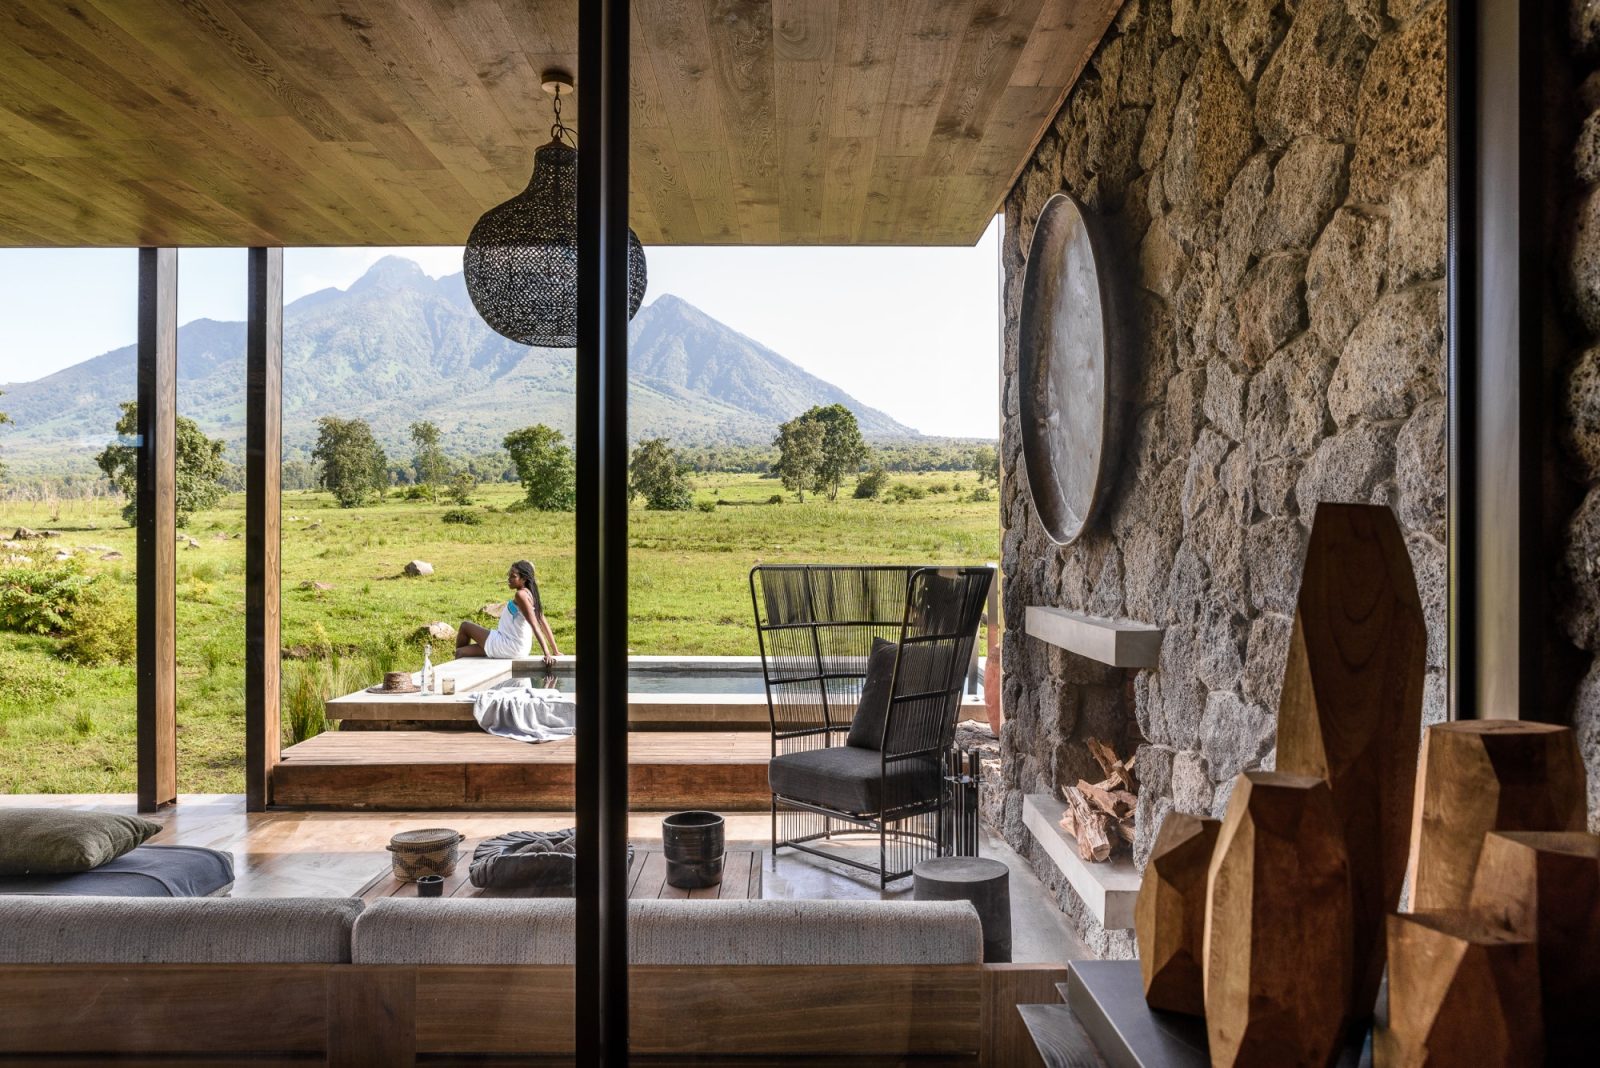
<box><xmin>758</xmin><ymin>826</ymin><xmax>1091</xmax><ymax>963</ymax></box>
<box><xmin>2</xmin><ymin>794</ymin><xmax>1091</xmax><ymax>964</ymax></box>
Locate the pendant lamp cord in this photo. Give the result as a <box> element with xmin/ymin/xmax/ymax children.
<box><xmin>551</xmin><ymin>86</ymin><xmax>575</xmax><ymax>146</ymax></box>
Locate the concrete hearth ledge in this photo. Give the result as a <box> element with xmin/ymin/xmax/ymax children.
<box><xmin>1024</xmin><ymin>606</ymin><xmax>1163</xmax><ymax>668</ymax></box>
<box><xmin>1023</xmin><ymin>794</ymin><xmax>1141</xmax><ymax>929</ymax></box>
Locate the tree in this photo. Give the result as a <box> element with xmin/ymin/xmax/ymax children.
<box><xmin>446</xmin><ymin>470</ymin><xmax>477</xmax><ymax>505</ymax></box>
<box><xmin>95</xmin><ymin>401</ymin><xmax>227</xmax><ymax>527</ymax></box>
<box><xmin>312</xmin><ymin>416</ymin><xmax>388</xmax><ymax>507</ymax></box>
<box><xmin>773</xmin><ymin>414</ymin><xmax>825</xmax><ymax>502</ymax></box>
<box><xmin>807</xmin><ymin>403</ymin><xmax>869</xmax><ymax>501</ymax></box>
<box><xmin>972</xmin><ymin>444</ymin><xmax>999</xmax><ymax>484</ymax></box>
<box><xmin>629</xmin><ymin>437</ymin><xmax>694</xmax><ymax>511</ymax></box>
<box><xmin>409</xmin><ymin>420</ymin><xmax>448</xmax><ymax>501</ymax></box>
<box><xmin>503</xmin><ymin>424</ymin><xmax>576</xmax><ymax>511</ymax></box>
<box><xmin>0</xmin><ymin>391</ymin><xmax>10</xmax><ymax>485</ymax></box>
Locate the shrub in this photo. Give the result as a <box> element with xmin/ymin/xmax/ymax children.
<box><xmin>447</xmin><ymin>472</ymin><xmax>477</xmax><ymax>506</ymax></box>
<box><xmin>57</xmin><ymin>582</ymin><xmax>136</xmax><ymax>667</ymax></box>
<box><xmin>283</xmin><ymin>662</ymin><xmax>328</xmax><ymax>744</ymax></box>
<box><xmin>852</xmin><ymin>467</ymin><xmax>889</xmax><ymax>499</ymax></box>
<box><xmin>929</xmin><ymin>482</ymin><xmax>950</xmax><ymax>495</ymax></box>
<box><xmin>885</xmin><ymin>483</ymin><xmax>926</xmax><ymax>503</ymax></box>
<box><xmin>402</xmin><ymin>484</ymin><xmax>431</xmax><ymax>501</ymax></box>
<box><xmin>442</xmin><ymin>509</ymin><xmax>482</xmax><ymax>525</ymax></box>
<box><xmin>766</xmin><ymin>494</ymin><xmax>783</xmax><ymax>505</ymax></box>
<box><xmin>967</xmin><ymin>486</ymin><xmax>993</xmax><ymax>503</ymax></box>
<box><xmin>696</xmin><ymin>500</ymin><xmax>717</xmax><ymax>513</ymax></box>
<box><xmin>0</xmin><ymin>560</ymin><xmax>92</xmax><ymax>635</ymax></box>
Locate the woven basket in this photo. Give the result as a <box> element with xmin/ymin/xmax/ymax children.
<box><xmin>387</xmin><ymin>828</ymin><xmax>463</xmax><ymax>881</ymax></box>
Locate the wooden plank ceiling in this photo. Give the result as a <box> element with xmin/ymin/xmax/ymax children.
<box><xmin>0</xmin><ymin>0</ymin><xmax>1120</xmax><ymax>248</ymax></box>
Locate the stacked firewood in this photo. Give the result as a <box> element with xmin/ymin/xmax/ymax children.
<box><xmin>1057</xmin><ymin>737</ymin><xmax>1138</xmax><ymax>862</ymax></box>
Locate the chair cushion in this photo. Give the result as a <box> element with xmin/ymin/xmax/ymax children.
<box><xmin>0</xmin><ymin>897</ymin><xmax>362</xmax><ymax>963</ymax></box>
<box><xmin>0</xmin><ymin>808</ymin><xmax>160</xmax><ymax>875</ymax></box>
<box><xmin>845</xmin><ymin>637</ymin><xmax>898</xmax><ymax>749</ymax></box>
<box><xmin>769</xmin><ymin>745</ymin><xmax>940</xmax><ymax>814</ymax></box>
<box><xmin>0</xmin><ymin>844</ymin><xmax>234</xmax><ymax>897</ymax></box>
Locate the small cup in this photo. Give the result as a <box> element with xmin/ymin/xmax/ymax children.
<box><xmin>417</xmin><ymin>874</ymin><xmax>444</xmax><ymax>898</ymax></box>
<box><xmin>441</xmin><ymin>677</ymin><xmax>456</xmax><ymax>695</ymax></box>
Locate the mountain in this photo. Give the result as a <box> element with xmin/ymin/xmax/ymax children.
<box><xmin>0</xmin><ymin>256</ymin><xmax>917</xmax><ymax>468</ymax></box>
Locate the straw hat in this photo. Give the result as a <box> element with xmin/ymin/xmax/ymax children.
<box><xmin>367</xmin><ymin>670</ymin><xmax>421</xmax><ymax>694</ymax></box>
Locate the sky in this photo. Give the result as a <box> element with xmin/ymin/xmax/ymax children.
<box><xmin>0</xmin><ymin>218</ymin><xmax>1002</xmax><ymax>438</ymax></box>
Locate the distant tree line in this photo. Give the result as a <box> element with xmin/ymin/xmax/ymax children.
<box><xmin>2</xmin><ymin>397</ymin><xmax>1000</xmax><ymax>514</ymax></box>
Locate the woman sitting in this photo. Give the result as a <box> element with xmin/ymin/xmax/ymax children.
<box><xmin>456</xmin><ymin>560</ymin><xmax>560</xmax><ymax>666</ymax></box>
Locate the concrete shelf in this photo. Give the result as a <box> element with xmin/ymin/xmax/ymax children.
<box><xmin>1023</xmin><ymin>793</ymin><xmax>1142</xmax><ymax>929</ymax></box>
<box><xmin>1024</xmin><ymin>606</ymin><xmax>1163</xmax><ymax>668</ymax></box>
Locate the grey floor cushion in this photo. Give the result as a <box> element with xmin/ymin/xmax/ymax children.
<box><xmin>0</xmin><ymin>845</ymin><xmax>234</xmax><ymax>898</ymax></box>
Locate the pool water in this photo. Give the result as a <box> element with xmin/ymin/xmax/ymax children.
<box><xmin>498</xmin><ymin>669</ymin><xmax>769</xmax><ymax>695</ymax></box>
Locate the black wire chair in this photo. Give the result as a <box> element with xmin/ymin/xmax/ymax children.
<box><xmin>750</xmin><ymin>564</ymin><xmax>993</xmax><ymax>887</ymax></box>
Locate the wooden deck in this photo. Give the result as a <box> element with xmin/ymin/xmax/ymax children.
<box><xmin>273</xmin><ymin>730</ymin><xmax>772</xmax><ymax>811</ymax></box>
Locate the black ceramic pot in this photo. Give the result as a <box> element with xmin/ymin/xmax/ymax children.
<box><xmin>662</xmin><ymin>810</ymin><xmax>725</xmax><ymax>889</ymax></box>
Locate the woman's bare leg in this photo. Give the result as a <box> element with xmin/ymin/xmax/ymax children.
<box><xmin>456</xmin><ymin>620</ymin><xmax>490</xmax><ymax>656</ymax></box>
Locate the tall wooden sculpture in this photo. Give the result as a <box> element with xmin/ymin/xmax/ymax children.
<box><xmin>1204</xmin><ymin>772</ymin><xmax>1351</xmax><ymax>1067</ymax></box>
<box><xmin>1134</xmin><ymin>812</ymin><xmax>1220</xmax><ymax>1016</ymax></box>
<box><xmin>1407</xmin><ymin>721</ymin><xmax>1586</xmax><ymax>912</ymax></box>
<box><xmin>1276</xmin><ymin>502</ymin><xmax>1425</xmax><ymax>1024</ymax></box>
<box><xmin>1378</xmin><ymin>911</ymin><xmax>1542</xmax><ymax>1067</ymax></box>
<box><xmin>1468</xmin><ymin>831</ymin><xmax>1600</xmax><ymax>1062</ymax></box>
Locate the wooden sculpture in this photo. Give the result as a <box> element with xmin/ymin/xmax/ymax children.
<box><xmin>1134</xmin><ymin>811</ymin><xmax>1220</xmax><ymax>1016</ymax></box>
<box><xmin>1276</xmin><ymin>502</ymin><xmax>1426</xmax><ymax>1024</ymax></box>
<box><xmin>1204</xmin><ymin>772</ymin><xmax>1351</xmax><ymax>1066</ymax></box>
<box><xmin>1377</xmin><ymin>911</ymin><xmax>1542</xmax><ymax>1067</ymax></box>
<box><xmin>1467</xmin><ymin>831</ymin><xmax>1600</xmax><ymax>1063</ymax></box>
<box><xmin>1407</xmin><ymin>721</ymin><xmax>1586</xmax><ymax>912</ymax></box>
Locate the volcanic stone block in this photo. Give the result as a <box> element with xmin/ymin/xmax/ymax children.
<box><xmin>1204</xmin><ymin>772</ymin><xmax>1351</xmax><ymax>1067</ymax></box>
<box><xmin>1377</xmin><ymin>911</ymin><xmax>1542</xmax><ymax>1067</ymax></box>
<box><xmin>1467</xmin><ymin>831</ymin><xmax>1600</xmax><ymax>1063</ymax></box>
<box><xmin>1277</xmin><ymin>502</ymin><xmax>1425</xmax><ymax>1023</ymax></box>
<box><xmin>1408</xmin><ymin>721</ymin><xmax>1586</xmax><ymax>912</ymax></box>
<box><xmin>1135</xmin><ymin>811</ymin><xmax>1220</xmax><ymax>1016</ymax></box>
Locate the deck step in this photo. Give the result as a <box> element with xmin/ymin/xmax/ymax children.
<box><xmin>272</xmin><ymin>730</ymin><xmax>772</xmax><ymax>811</ymax></box>
<box><xmin>1017</xmin><ymin>1003</ymin><xmax>1108</xmax><ymax>1067</ymax></box>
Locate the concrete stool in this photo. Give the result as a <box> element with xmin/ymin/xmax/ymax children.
<box><xmin>913</xmin><ymin>856</ymin><xmax>1012</xmax><ymax>962</ymax></box>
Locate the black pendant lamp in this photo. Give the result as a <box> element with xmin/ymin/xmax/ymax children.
<box><xmin>463</xmin><ymin>71</ymin><xmax>647</xmax><ymax>347</ymax></box>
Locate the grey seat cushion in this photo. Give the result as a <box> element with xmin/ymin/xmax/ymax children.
<box><xmin>354</xmin><ymin>898</ymin><xmax>981</xmax><ymax>965</ymax></box>
<box><xmin>0</xmin><ymin>896</ymin><xmax>362</xmax><ymax>963</ymax></box>
<box><xmin>0</xmin><ymin>845</ymin><xmax>234</xmax><ymax>898</ymax></box>
<box><xmin>769</xmin><ymin>745</ymin><xmax>940</xmax><ymax>814</ymax></box>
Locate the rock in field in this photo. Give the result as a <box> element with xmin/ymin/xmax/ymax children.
<box><xmin>423</xmin><ymin>621</ymin><xmax>456</xmax><ymax>641</ymax></box>
<box><xmin>404</xmin><ymin>560</ymin><xmax>434</xmax><ymax>577</ymax></box>
<box><xmin>299</xmin><ymin>580</ymin><xmax>334</xmax><ymax>592</ymax></box>
<box><xmin>480</xmin><ymin>601</ymin><xmax>505</xmax><ymax>618</ymax></box>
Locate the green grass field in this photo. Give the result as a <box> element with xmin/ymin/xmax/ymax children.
<box><xmin>0</xmin><ymin>472</ymin><xmax>998</xmax><ymax>794</ymax></box>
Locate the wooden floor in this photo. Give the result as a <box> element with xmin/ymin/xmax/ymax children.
<box><xmin>273</xmin><ymin>730</ymin><xmax>772</xmax><ymax>810</ymax></box>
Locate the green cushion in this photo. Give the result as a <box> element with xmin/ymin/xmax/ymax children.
<box><xmin>0</xmin><ymin>808</ymin><xmax>161</xmax><ymax>876</ymax></box>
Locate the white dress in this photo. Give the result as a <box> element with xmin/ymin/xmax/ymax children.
<box><xmin>482</xmin><ymin>597</ymin><xmax>535</xmax><ymax>659</ymax></box>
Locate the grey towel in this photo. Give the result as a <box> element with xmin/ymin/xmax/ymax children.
<box><xmin>471</xmin><ymin>681</ymin><xmax>576</xmax><ymax>743</ymax></box>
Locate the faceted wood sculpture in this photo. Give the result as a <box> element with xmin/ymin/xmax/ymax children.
<box><xmin>1135</xmin><ymin>811</ymin><xmax>1220</xmax><ymax>1016</ymax></box>
<box><xmin>1204</xmin><ymin>773</ymin><xmax>1351</xmax><ymax>1067</ymax></box>
<box><xmin>1467</xmin><ymin>831</ymin><xmax>1600</xmax><ymax>1062</ymax></box>
<box><xmin>1377</xmin><ymin>911</ymin><xmax>1542</xmax><ymax>1067</ymax></box>
<box><xmin>1276</xmin><ymin>502</ymin><xmax>1426</xmax><ymax>1024</ymax></box>
<box><xmin>1407</xmin><ymin>721</ymin><xmax>1586</xmax><ymax>912</ymax></box>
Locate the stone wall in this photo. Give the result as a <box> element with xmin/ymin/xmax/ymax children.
<box><xmin>1564</xmin><ymin>2</ymin><xmax>1600</xmax><ymax>831</ymax></box>
<box><xmin>996</xmin><ymin>0</ymin><xmax>1447</xmax><ymax>953</ymax></box>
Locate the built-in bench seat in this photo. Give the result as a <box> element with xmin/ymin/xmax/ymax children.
<box><xmin>0</xmin><ymin>895</ymin><xmax>1062</xmax><ymax>1064</ymax></box>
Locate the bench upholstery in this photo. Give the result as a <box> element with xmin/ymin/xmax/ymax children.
<box><xmin>0</xmin><ymin>896</ymin><xmax>361</xmax><ymax>963</ymax></box>
<box><xmin>351</xmin><ymin>897</ymin><xmax>982</xmax><ymax>965</ymax></box>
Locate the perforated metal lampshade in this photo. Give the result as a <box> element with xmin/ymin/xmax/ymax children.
<box><xmin>463</xmin><ymin>138</ymin><xmax>647</xmax><ymax>347</ymax></box>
